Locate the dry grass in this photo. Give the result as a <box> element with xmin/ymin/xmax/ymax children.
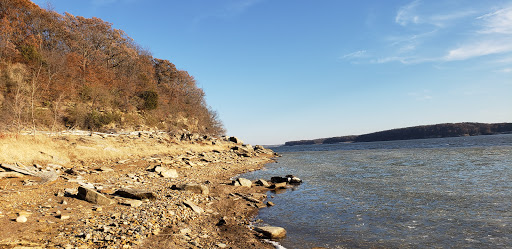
<box><xmin>0</xmin><ymin>133</ymin><xmax>229</xmax><ymax>166</ymax></box>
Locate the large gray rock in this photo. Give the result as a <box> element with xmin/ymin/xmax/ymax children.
<box><xmin>114</xmin><ymin>188</ymin><xmax>157</xmax><ymax>200</ymax></box>
<box><xmin>78</xmin><ymin>187</ymin><xmax>114</xmax><ymax>205</ymax></box>
<box><xmin>228</xmin><ymin>136</ymin><xmax>243</xmax><ymax>144</ymax></box>
<box><xmin>254</xmin><ymin>226</ymin><xmax>286</xmax><ymax>239</ymax></box>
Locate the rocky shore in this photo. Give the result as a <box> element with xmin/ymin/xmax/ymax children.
<box><xmin>0</xmin><ymin>132</ymin><xmax>286</xmax><ymax>249</ymax></box>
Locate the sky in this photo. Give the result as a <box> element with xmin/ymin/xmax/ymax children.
<box><xmin>32</xmin><ymin>0</ymin><xmax>512</xmax><ymax>145</ymax></box>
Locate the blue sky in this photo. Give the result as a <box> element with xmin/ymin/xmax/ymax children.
<box><xmin>33</xmin><ymin>0</ymin><xmax>512</xmax><ymax>145</ymax></box>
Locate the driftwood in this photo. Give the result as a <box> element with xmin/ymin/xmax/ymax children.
<box><xmin>0</xmin><ymin>172</ymin><xmax>25</xmax><ymax>179</ymax></box>
<box><xmin>0</xmin><ymin>163</ymin><xmax>58</xmax><ymax>184</ymax></box>
<box><xmin>0</xmin><ymin>163</ymin><xmax>36</xmax><ymax>176</ymax></box>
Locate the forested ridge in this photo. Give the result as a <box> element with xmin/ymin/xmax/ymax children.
<box><xmin>284</xmin><ymin>122</ymin><xmax>512</xmax><ymax>146</ymax></box>
<box><xmin>0</xmin><ymin>0</ymin><xmax>225</xmax><ymax>134</ymax></box>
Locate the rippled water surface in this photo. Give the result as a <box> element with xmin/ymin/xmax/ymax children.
<box><xmin>244</xmin><ymin>135</ymin><xmax>512</xmax><ymax>249</ymax></box>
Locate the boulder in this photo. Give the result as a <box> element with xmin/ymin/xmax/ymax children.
<box><xmin>78</xmin><ymin>187</ymin><xmax>114</xmax><ymax>205</ymax></box>
<box><xmin>254</xmin><ymin>226</ymin><xmax>286</xmax><ymax>239</ymax></box>
<box><xmin>228</xmin><ymin>136</ymin><xmax>243</xmax><ymax>144</ymax></box>
<box><xmin>270</xmin><ymin>176</ymin><xmax>288</xmax><ymax>183</ymax></box>
<box><xmin>114</xmin><ymin>188</ymin><xmax>157</xmax><ymax>200</ymax></box>
<box><xmin>159</xmin><ymin>168</ymin><xmax>178</xmax><ymax>178</ymax></box>
<box><xmin>234</xmin><ymin>178</ymin><xmax>252</xmax><ymax>187</ymax></box>
<box><xmin>180</xmin><ymin>183</ymin><xmax>209</xmax><ymax>195</ymax></box>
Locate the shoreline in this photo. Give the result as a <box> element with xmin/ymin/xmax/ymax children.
<box><xmin>0</xmin><ymin>132</ymin><xmax>278</xmax><ymax>248</ymax></box>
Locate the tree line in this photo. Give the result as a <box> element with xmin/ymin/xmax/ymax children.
<box><xmin>284</xmin><ymin>123</ymin><xmax>512</xmax><ymax>146</ymax></box>
<box><xmin>0</xmin><ymin>0</ymin><xmax>225</xmax><ymax>135</ymax></box>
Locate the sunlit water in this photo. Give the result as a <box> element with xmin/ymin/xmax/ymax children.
<box><xmin>243</xmin><ymin>134</ymin><xmax>512</xmax><ymax>249</ymax></box>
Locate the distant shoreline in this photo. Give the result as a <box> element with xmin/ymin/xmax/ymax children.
<box><xmin>284</xmin><ymin>122</ymin><xmax>512</xmax><ymax>146</ymax></box>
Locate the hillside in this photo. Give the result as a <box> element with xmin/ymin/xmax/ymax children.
<box><xmin>284</xmin><ymin>122</ymin><xmax>512</xmax><ymax>146</ymax></box>
<box><xmin>0</xmin><ymin>0</ymin><xmax>224</xmax><ymax>134</ymax></box>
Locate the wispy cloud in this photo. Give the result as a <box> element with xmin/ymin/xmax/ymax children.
<box><xmin>408</xmin><ymin>90</ymin><xmax>433</xmax><ymax>101</ymax></box>
<box><xmin>495</xmin><ymin>68</ymin><xmax>512</xmax><ymax>73</ymax></box>
<box><xmin>193</xmin><ymin>0</ymin><xmax>264</xmax><ymax>23</ymax></box>
<box><xmin>341</xmin><ymin>50</ymin><xmax>367</xmax><ymax>59</ymax></box>
<box><xmin>92</xmin><ymin>0</ymin><xmax>138</xmax><ymax>7</ymax></box>
<box><xmin>477</xmin><ymin>7</ymin><xmax>512</xmax><ymax>34</ymax></box>
<box><xmin>395</xmin><ymin>0</ymin><xmax>421</xmax><ymax>26</ymax></box>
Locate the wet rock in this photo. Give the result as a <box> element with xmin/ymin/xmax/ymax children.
<box><xmin>266</xmin><ymin>201</ymin><xmax>275</xmax><ymax>207</ymax></box>
<box><xmin>114</xmin><ymin>188</ymin><xmax>157</xmax><ymax>200</ymax></box>
<box><xmin>78</xmin><ymin>186</ymin><xmax>114</xmax><ymax>205</ymax></box>
<box><xmin>255</xmin><ymin>179</ymin><xmax>270</xmax><ymax>187</ymax></box>
<box><xmin>270</xmin><ymin>176</ymin><xmax>288</xmax><ymax>183</ymax></box>
<box><xmin>286</xmin><ymin>175</ymin><xmax>302</xmax><ymax>184</ymax></box>
<box><xmin>272</xmin><ymin>182</ymin><xmax>287</xmax><ymax>189</ymax></box>
<box><xmin>254</xmin><ymin>226</ymin><xmax>286</xmax><ymax>239</ymax></box>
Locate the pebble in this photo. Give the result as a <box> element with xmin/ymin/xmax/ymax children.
<box><xmin>16</xmin><ymin>216</ymin><xmax>28</xmax><ymax>223</ymax></box>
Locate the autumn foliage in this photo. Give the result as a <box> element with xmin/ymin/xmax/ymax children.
<box><xmin>0</xmin><ymin>0</ymin><xmax>225</xmax><ymax>135</ymax></box>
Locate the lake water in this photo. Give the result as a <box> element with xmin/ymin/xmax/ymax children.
<box><xmin>243</xmin><ymin>134</ymin><xmax>512</xmax><ymax>249</ymax></box>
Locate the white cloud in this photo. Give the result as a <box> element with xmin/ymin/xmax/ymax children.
<box><xmin>445</xmin><ymin>40</ymin><xmax>512</xmax><ymax>61</ymax></box>
<box><xmin>444</xmin><ymin>6</ymin><xmax>512</xmax><ymax>61</ymax></box>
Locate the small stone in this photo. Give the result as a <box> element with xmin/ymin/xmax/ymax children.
<box><xmin>120</xmin><ymin>199</ymin><xmax>143</xmax><ymax>208</ymax></box>
<box><xmin>183</xmin><ymin>200</ymin><xmax>204</xmax><ymax>214</ymax></box>
<box><xmin>59</xmin><ymin>214</ymin><xmax>70</xmax><ymax>220</ymax></box>
<box><xmin>98</xmin><ymin>167</ymin><xmax>114</xmax><ymax>172</ymax></box>
<box><xmin>61</xmin><ymin>200</ymin><xmax>68</xmax><ymax>205</ymax></box>
<box><xmin>16</xmin><ymin>216</ymin><xmax>28</xmax><ymax>223</ymax></box>
<box><xmin>217</xmin><ymin>243</ymin><xmax>227</xmax><ymax>248</ymax></box>
<box><xmin>266</xmin><ymin>201</ymin><xmax>275</xmax><ymax>207</ymax></box>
